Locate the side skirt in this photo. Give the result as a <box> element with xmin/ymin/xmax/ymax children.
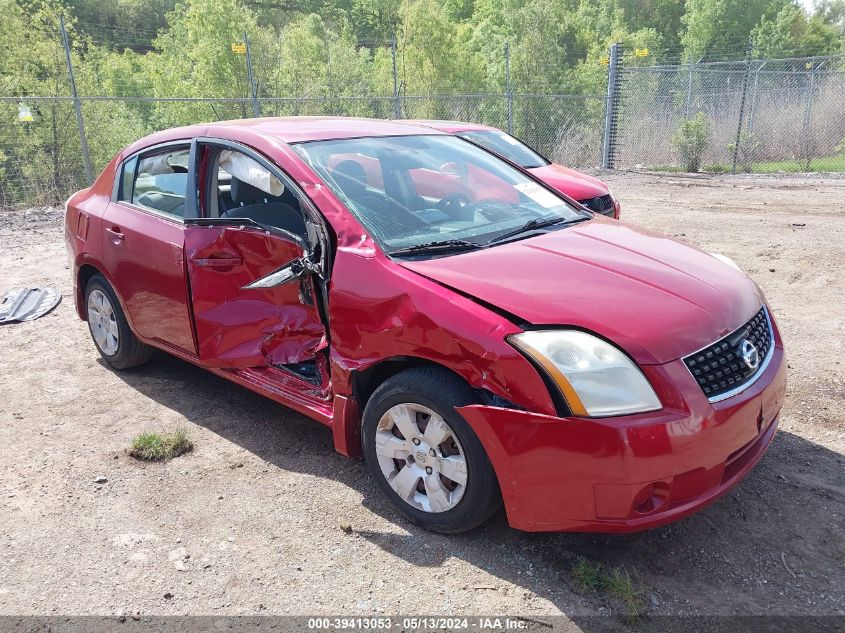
<box><xmin>134</xmin><ymin>336</ymin><xmax>336</xmax><ymax>428</ymax></box>
<box><xmin>214</xmin><ymin>366</ymin><xmax>334</xmax><ymax>426</ymax></box>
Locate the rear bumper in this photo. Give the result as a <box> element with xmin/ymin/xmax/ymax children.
<box><xmin>458</xmin><ymin>339</ymin><xmax>786</xmax><ymax>533</ymax></box>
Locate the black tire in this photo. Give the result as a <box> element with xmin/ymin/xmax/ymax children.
<box><xmin>361</xmin><ymin>366</ymin><xmax>502</xmax><ymax>534</ymax></box>
<box><xmin>84</xmin><ymin>274</ymin><xmax>153</xmax><ymax>370</ymax></box>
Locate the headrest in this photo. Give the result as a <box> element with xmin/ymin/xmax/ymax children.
<box><xmin>231</xmin><ymin>177</ymin><xmax>268</xmax><ymax>204</ymax></box>
<box><xmin>332</xmin><ymin>160</ymin><xmax>368</xmax><ymax>194</ymax></box>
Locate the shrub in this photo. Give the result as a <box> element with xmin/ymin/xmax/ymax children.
<box><xmin>727</xmin><ymin>132</ymin><xmax>760</xmax><ymax>173</ymax></box>
<box><xmin>671</xmin><ymin>112</ymin><xmax>710</xmax><ymax>172</ymax></box>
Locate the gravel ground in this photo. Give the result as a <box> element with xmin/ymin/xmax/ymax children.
<box><xmin>0</xmin><ymin>172</ymin><xmax>843</xmax><ymax>623</ymax></box>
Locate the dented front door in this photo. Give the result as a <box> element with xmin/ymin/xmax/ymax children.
<box><xmin>184</xmin><ymin>225</ymin><xmax>326</xmax><ymax>368</ymax></box>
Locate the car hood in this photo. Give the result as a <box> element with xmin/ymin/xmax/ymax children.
<box><xmin>400</xmin><ymin>219</ymin><xmax>763</xmax><ymax>365</ymax></box>
<box><xmin>528</xmin><ymin>164</ymin><xmax>609</xmax><ymax>202</ymax></box>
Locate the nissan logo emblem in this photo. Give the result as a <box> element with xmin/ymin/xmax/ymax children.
<box><xmin>740</xmin><ymin>339</ymin><xmax>760</xmax><ymax>371</ymax></box>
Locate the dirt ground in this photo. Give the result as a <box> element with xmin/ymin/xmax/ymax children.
<box><xmin>0</xmin><ymin>172</ymin><xmax>843</xmax><ymax>624</ymax></box>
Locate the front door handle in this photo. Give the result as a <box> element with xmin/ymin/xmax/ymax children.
<box><xmin>105</xmin><ymin>226</ymin><xmax>124</xmax><ymax>243</ymax></box>
<box><xmin>192</xmin><ymin>256</ymin><xmax>243</xmax><ymax>268</ymax></box>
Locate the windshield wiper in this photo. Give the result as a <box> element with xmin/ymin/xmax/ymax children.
<box><xmin>487</xmin><ymin>216</ymin><xmax>588</xmax><ymax>246</ymax></box>
<box><xmin>389</xmin><ymin>239</ymin><xmax>482</xmax><ymax>257</ymax></box>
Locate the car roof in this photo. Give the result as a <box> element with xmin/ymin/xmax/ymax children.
<box><xmin>401</xmin><ymin>120</ymin><xmax>499</xmax><ymax>134</ymax></box>
<box><xmin>222</xmin><ymin>117</ymin><xmax>452</xmax><ymax>143</ymax></box>
<box><xmin>132</xmin><ymin>117</ymin><xmax>447</xmax><ymax>150</ymax></box>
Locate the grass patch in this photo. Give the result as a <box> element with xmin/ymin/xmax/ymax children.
<box><xmin>129</xmin><ymin>428</ymin><xmax>193</xmax><ymax>461</ymax></box>
<box><xmin>571</xmin><ymin>557</ymin><xmax>645</xmax><ymax>618</ymax></box>
<box><xmin>650</xmin><ymin>153</ymin><xmax>845</xmax><ymax>174</ymax></box>
<box><xmin>746</xmin><ymin>153</ymin><xmax>845</xmax><ymax>173</ymax></box>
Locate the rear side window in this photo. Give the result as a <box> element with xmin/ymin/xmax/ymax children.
<box><xmin>118</xmin><ymin>156</ymin><xmax>137</xmax><ymax>202</ymax></box>
<box><xmin>130</xmin><ymin>148</ymin><xmax>190</xmax><ymax>218</ymax></box>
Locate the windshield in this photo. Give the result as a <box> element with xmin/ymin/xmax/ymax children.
<box><xmin>292</xmin><ymin>135</ymin><xmax>585</xmax><ymax>255</ymax></box>
<box><xmin>457</xmin><ymin>129</ymin><xmax>549</xmax><ymax>169</ymax></box>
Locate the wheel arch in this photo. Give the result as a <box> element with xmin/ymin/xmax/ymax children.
<box><xmin>334</xmin><ymin>356</ymin><xmax>516</xmax><ymax>458</ymax></box>
<box><xmin>76</xmin><ymin>262</ymin><xmax>136</xmax><ymax>335</ymax></box>
<box><xmin>350</xmin><ymin>356</ymin><xmax>520</xmax><ymax>412</ymax></box>
<box><xmin>76</xmin><ymin>263</ymin><xmax>101</xmax><ymax>320</ymax></box>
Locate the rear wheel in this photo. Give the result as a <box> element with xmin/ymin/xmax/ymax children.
<box><xmin>362</xmin><ymin>367</ymin><xmax>501</xmax><ymax>533</ymax></box>
<box><xmin>85</xmin><ymin>275</ymin><xmax>152</xmax><ymax>370</ymax></box>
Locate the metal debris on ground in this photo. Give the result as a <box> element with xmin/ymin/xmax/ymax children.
<box><xmin>0</xmin><ymin>287</ymin><xmax>61</xmax><ymax>324</ymax></box>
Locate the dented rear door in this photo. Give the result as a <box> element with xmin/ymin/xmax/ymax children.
<box><xmin>184</xmin><ymin>225</ymin><xmax>327</xmax><ymax>368</ymax></box>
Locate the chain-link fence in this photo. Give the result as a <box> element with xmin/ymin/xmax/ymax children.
<box><xmin>617</xmin><ymin>56</ymin><xmax>845</xmax><ymax>172</ymax></box>
<box><xmin>2</xmin><ymin>18</ymin><xmax>844</xmax><ymax>211</ymax></box>
<box><xmin>0</xmin><ymin>92</ymin><xmax>605</xmax><ymax>209</ymax></box>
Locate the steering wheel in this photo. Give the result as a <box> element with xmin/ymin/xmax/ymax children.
<box><xmin>435</xmin><ymin>193</ymin><xmax>472</xmax><ymax>218</ymax></box>
<box><xmin>474</xmin><ymin>198</ymin><xmax>520</xmax><ymax>222</ymax></box>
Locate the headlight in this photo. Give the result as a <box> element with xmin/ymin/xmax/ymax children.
<box><xmin>710</xmin><ymin>252</ymin><xmax>741</xmax><ymax>272</ymax></box>
<box><xmin>509</xmin><ymin>330</ymin><xmax>661</xmax><ymax>417</ymax></box>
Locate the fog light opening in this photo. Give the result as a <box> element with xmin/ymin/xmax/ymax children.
<box><xmin>633</xmin><ymin>481</ymin><xmax>670</xmax><ymax>515</ymax></box>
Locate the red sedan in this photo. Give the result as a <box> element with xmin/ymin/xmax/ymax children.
<box><xmin>65</xmin><ymin>117</ymin><xmax>785</xmax><ymax>534</ymax></box>
<box><xmin>406</xmin><ymin>120</ymin><xmax>621</xmax><ymax>218</ymax></box>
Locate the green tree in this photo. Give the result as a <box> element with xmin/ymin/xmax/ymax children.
<box><xmin>751</xmin><ymin>4</ymin><xmax>842</xmax><ymax>57</ymax></box>
<box><xmin>815</xmin><ymin>0</ymin><xmax>845</xmax><ymax>33</ymax></box>
<box><xmin>66</xmin><ymin>0</ymin><xmax>179</xmax><ymax>51</ymax></box>
<box><xmin>270</xmin><ymin>13</ymin><xmax>375</xmax><ymax>115</ymax></box>
<box><xmin>397</xmin><ymin>0</ymin><xmax>484</xmax><ymax>95</ymax></box>
<box><xmin>145</xmin><ymin>0</ymin><xmax>279</xmax><ymax>126</ymax></box>
<box><xmin>680</xmin><ymin>0</ymin><xmax>790</xmax><ymax>60</ymax></box>
<box><xmin>618</xmin><ymin>0</ymin><xmax>685</xmax><ymax>54</ymax></box>
<box><xmin>351</xmin><ymin>0</ymin><xmax>401</xmax><ymax>42</ymax></box>
<box><xmin>466</xmin><ymin>0</ymin><xmax>524</xmax><ymax>89</ymax></box>
<box><xmin>0</xmin><ymin>0</ymin><xmax>91</xmax><ymax>203</ymax></box>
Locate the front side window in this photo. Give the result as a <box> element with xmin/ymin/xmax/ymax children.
<box><xmin>131</xmin><ymin>148</ymin><xmax>190</xmax><ymax>218</ymax></box>
<box><xmin>293</xmin><ymin>135</ymin><xmax>585</xmax><ymax>255</ymax></box>
<box><xmin>458</xmin><ymin>129</ymin><xmax>549</xmax><ymax>169</ymax></box>
<box><xmin>205</xmin><ymin>146</ymin><xmax>306</xmax><ymax>238</ymax></box>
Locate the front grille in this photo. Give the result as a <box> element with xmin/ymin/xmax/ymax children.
<box><xmin>579</xmin><ymin>194</ymin><xmax>615</xmax><ymax>216</ymax></box>
<box><xmin>683</xmin><ymin>307</ymin><xmax>773</xmax><ymax>401</ymax></box>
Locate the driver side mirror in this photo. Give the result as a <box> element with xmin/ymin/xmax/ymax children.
<box><xmin>241</xmin><ymin>253</ymin><xmax>319</xmax><ymax>289</ymax></box>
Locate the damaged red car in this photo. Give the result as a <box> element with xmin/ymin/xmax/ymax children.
<box><xmin>406</xmin><ymin>120</ymin><xmax>621</xmax><ymax>218</ymax></box>
<box><xmin>65</xmin><ymin>117</ymin><xmax>786</xmax><ymax>534</ymax></box>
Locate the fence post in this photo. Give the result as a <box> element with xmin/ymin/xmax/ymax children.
<box><xmin>392</xmin><ymin>33</ymin><xmax>401</xmax><ymax>119</ymax></box>
<box><xmin>801</xmin><ymin>66</ymin><xmax>817</xmax><ymax>169</ymax></box>
<box><xmin>683</xmin><ymin>57</ymin><xmax>701</xmax><ymax>118</ymax></box>
<box><xmin>244</xmin><ymin>32</ymin><xmax>260</xmax><ymax>117</ymax></box>
<box><xmin>60</xmin><ymin>16</ymin><xmax>93</xmax><ymax>186</ymax></box>
<box><xmin>746</xmin><ymin>60</ymin><xmax>767</xmax><ymax>138</ymax></box>
<box><xmin>505</xmin><ymin>41</ymin><xmax>513</xmax><ymax>134</ymax></box>
<box><xmin>601</xmin><ymin>42</ymin><xmax>621</xmax><ymax>169</ymax></box>
<box><xmin>731</xmin><ymin>44</ymin><xmax>752</xmax><ymax>174</ymax></box>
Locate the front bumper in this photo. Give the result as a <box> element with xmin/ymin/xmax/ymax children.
<box><xmin>458</xmin><ymin>336</ymin><xmax>786</xmax><ymax>533</ymax></box>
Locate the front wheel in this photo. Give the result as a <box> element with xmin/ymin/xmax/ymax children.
<box><xmin>361</xmin><ymin>367</ymin><xmax>502</xmax><ymax>534</ymax></box>
<box><xmin>85</xmin><ymin>274</ymin><xmax>152</xmax><ymax>370</ymax></box>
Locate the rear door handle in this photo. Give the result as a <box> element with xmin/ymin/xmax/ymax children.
<box><xmin>105</xmin><ymin>226</ymin><xmax>124</xmax><ymax>243</ymax></box>
<box><xmin>192</xmin><ymin>256</ymin><xmax>243</xmax><ymax>268</ymax></box>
